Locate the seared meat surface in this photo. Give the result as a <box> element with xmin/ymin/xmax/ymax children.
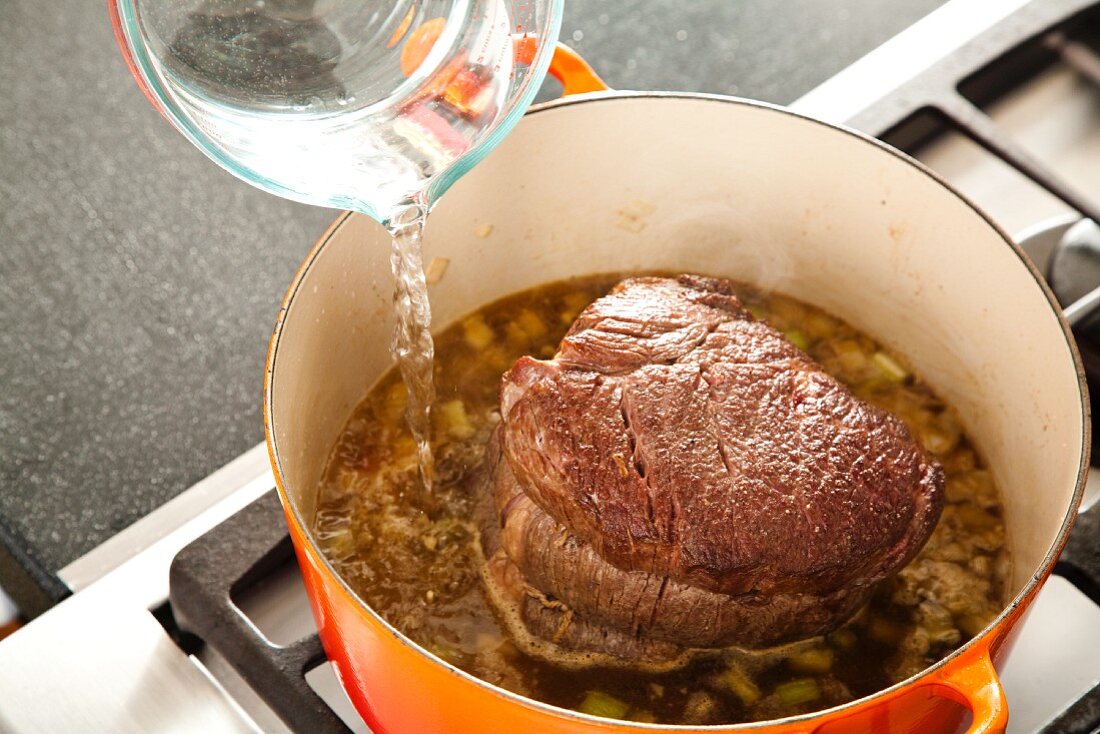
<box><xmin>478</xmin><ymin>275</ymin><xmax>944</xmax><ymax>664</ymax></box>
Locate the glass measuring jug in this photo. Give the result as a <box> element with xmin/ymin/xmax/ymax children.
<box><xmin>110</xmin><ymin>0</ymin><xmax>563</xmax><ymax>221</ymax></box>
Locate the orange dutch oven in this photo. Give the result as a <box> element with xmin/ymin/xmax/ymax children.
<box><xmin>264</xmin><ymin>49</ymin><xmax>1089</xmax><ymax>734</ymax></box>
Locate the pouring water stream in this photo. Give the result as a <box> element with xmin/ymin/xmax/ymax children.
<box><xmin>387</xmin><ymin>202</ymin><xmax>436</xmax><ymax>486</ymax></box>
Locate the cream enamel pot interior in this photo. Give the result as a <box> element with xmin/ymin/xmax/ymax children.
<box><xmin>265</xmin><ymin>94</ymin><xmax>1088</xmax><ymax>734</ymax></box>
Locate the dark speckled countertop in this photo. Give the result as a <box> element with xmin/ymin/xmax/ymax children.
<box><xmin>0</xmin><ymin>0</ymin><xmax>944</xmax><ymax>616</ymax></box>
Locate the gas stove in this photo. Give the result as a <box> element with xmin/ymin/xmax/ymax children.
<box><xmin>3</xmin><ymin>1</ymin><xmax>1100</xmax><ymax>731</ymax></box>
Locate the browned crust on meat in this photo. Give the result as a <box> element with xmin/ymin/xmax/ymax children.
<box><xmin>487</xmin><ymin>431</ymin><xmax>872</xmax><ymax>649</ymax></box>
<box><xmin>499</xmin><ymin>276</ymin><xmax>943</xmax><ymax>597</ymax></box>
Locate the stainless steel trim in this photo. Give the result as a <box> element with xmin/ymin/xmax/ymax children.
<box><xmin>792</xmin><ymin>0</ymin><xmax>1034</xmax><ymax>123</ymax></box>
<box><xmin>1064</xmin><ymin>284</ymin><xmax>1100</xmax><ymax>327</ymax></box>
<box><xmin>0</xmin><ymin>598</ymin><xmax>261</xmax><ymax>734</ymax></box>
<box><xmin>58</xmin><ymin>442</ymin><xmax>273</xmax><ymax>592</ymax></box>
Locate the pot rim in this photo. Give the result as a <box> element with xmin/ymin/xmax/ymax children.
<box><xmin>263</xmin><ymin>91</ymin><xmax>1091</xmax><ymax>730</ymax></box>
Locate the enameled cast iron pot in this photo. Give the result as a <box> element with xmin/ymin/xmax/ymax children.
<box><xmin>264</xmin><ymin>64</ymin><xmax>1089</xmax><ymax>734</ymax></box>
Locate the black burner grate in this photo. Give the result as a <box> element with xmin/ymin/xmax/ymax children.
<box><xmin>169</xmin><ymin>491</ymin><xmax>348</xmax><ymax>734</ymax></box>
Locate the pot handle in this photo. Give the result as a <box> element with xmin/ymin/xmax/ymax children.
<box><xmin>929</xmin><ymin>648</ymin><xmax>1008</xmax><ymax>734</ymax></box>
<box><xmin>514</xmin><ymin>38</ymin><xmax>610</xmax><ymax>95</ymax></box>
<box><xmin>547</xmin><ymin>43</ymin><xmax>611</xmax><ymax>95</ymax></box>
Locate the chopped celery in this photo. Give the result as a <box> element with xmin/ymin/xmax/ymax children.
<box><xmin>774</xmin><ymin>678</ymin><xmax>821</xmax><ymax>706</ymax></box>
<box><xmin>485</xmin><ymin>347</ymin><xmax>516</xmax><ymax>374</ymax></box>
<box><xmin>955</xmin><ymin>504</ymin><xmax>1001</xmax><ymax>531</ymax></box>
<box><xmin>803</xmin><ymin>311</ymin><xmax>840</xmax><ymax>339</ymax></box>
<box><xmin>391</xmin><ymin>434</ymin><xmax>418</xmax><ymax>464</ymax></box>
<box><xmin>788</xmin><ymin>646</ymin><xmax>834</xmax><ymax>674</ymax></box>
<box><xmin>578</xmin><ymin>691</ymin><xmax>630</xmax><ymax>720</ymax></box>
<box><xmin>719</xmin><ymin>667</ymin><xmax>762</xmax><ymax>706</ymax></box>
<box><xmin>784</xmin><ymin>329</ymin><xmax>810</xmax><ymax>351</ymax></box>
<box><xmin>943</xmin><ymin>447</ymin><xmax>977</xmax><ymax>474</ymax></box>
<box><xmin>462</xmin><ymin>315</ymin><xmax>495</xmax><ymax>350</ymax></box>
<box><xmin>627</xmin><ymin>710</ymin><xmax>658</xmax><ymax>723</ymax></box>
<box><xmin>505</xmin><ymin>321</ymin><xmax>529</xmax><ymax>346</ymax></box>
<box><xmin>917</xmin><ymin>601</ymin><xmax>959</xmax><ymax>640</ymax></box>
<box><xmin>769</xmin><ymin>296</ymin><xmax>807</xmax><ymax>323</ymax></box>
<box><xmin>683</xmin><ymin>691</ymin><xmax>719</xmax><ymax>724</ymax></box>
<box><xmin>871</xmin><ymin>351</ymin><xmax>909</xmax><ymax>382</ymax></box>
<box><xmin>945</xmin><ymin>469</ymin><xmax>996</xmax><ymax>507</ymax></box>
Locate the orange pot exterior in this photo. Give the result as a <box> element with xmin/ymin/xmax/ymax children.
<box><xmin>278</xmin><ymin>494</ymin><xmax>1041</xmax><ymax>734</ymax></box>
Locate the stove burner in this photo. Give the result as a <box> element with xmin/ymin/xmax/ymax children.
<box><xmin>1049</xmin><ymin>220</ymin><xmax>1100</xmax><ymax>309</ymax></box>
<box><xmin>1017</xmin><ymin>216</ymin><xmax>1100</xmax><ymax>467</ymax></box>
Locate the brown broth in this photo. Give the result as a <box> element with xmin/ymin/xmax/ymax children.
<box><xmin>314</xmin><ymin>274</ymin><xmax>1008</xmax><ymax>725</ymax></box>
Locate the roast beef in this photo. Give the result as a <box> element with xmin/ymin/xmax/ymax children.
<box><xmin>477</xmin><ymin>275</ymin><xmax>944</xmax><ymax>664</ymax></box>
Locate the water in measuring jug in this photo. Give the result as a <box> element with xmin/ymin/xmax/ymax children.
<box><xmin>139</xmin><ymin>0</ymin><xmax>534</xmax><ymax>216</ymax></box>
